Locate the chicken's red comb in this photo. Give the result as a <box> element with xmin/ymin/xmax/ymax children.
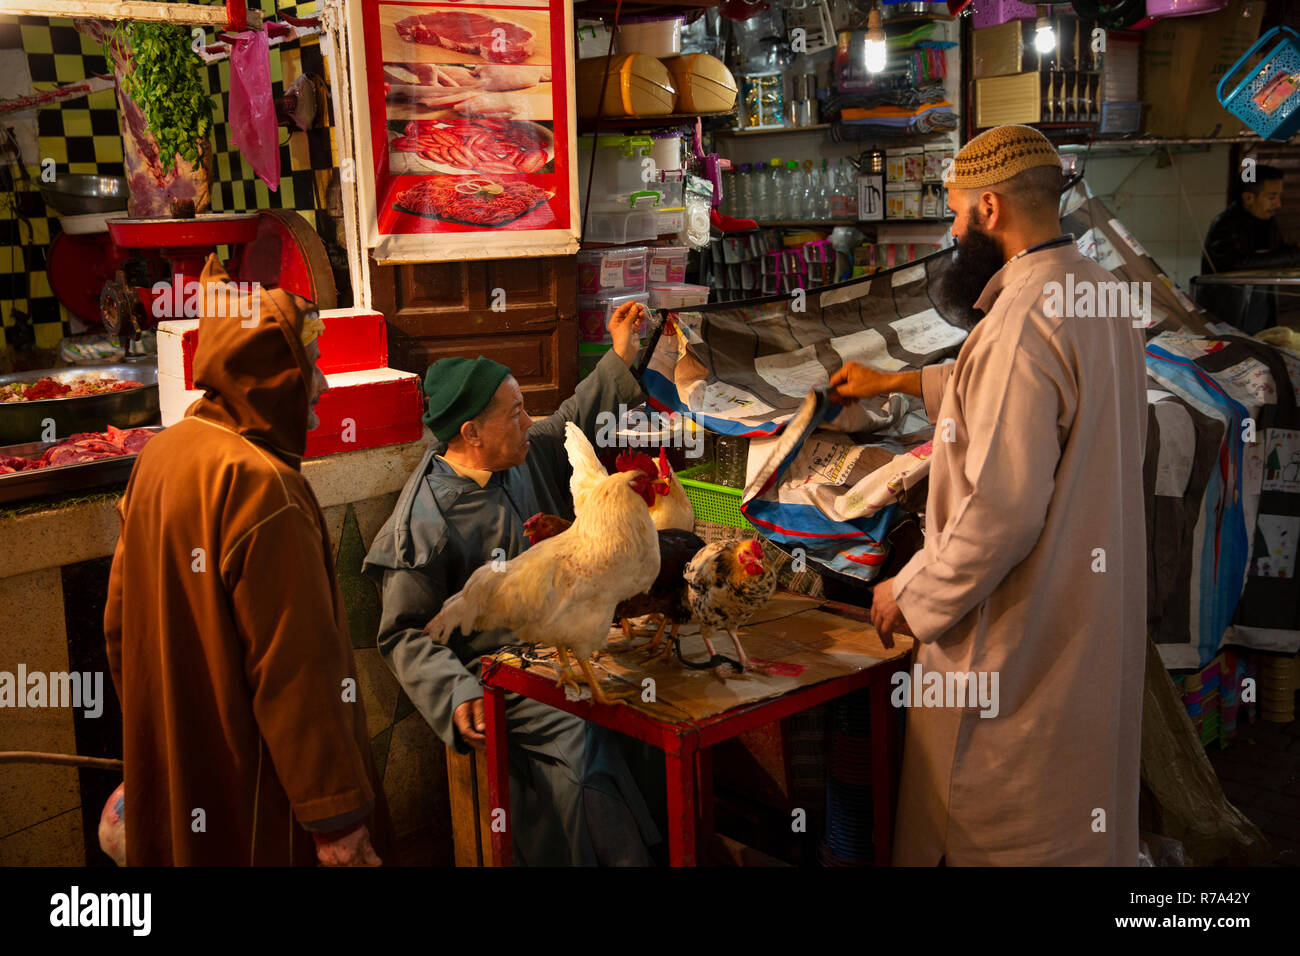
<box><xmin>615</xmin><ymin>450</ymin><xmax>657</xmax><ymax>478</ymax></box>
<box><xmin>657</xmin><ymin>446</ymin><xmax>671</xmax><ymax>479</ymax></box>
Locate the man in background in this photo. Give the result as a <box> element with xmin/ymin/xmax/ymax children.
<box><xmin>105</xmin><ymin>257</ymin><xmax>384</xmax><ymax>866</ymax></box>
<box><xmin>1199</xmin><ymin>163</ymin><xmax>1300</xmax><ymax>333</ymax></box>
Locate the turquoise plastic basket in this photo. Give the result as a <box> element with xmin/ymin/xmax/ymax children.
<box><xmin>1217</xmin><ymin>26</ymin><xmax>1300</xmax><ymax>142</ymax></box>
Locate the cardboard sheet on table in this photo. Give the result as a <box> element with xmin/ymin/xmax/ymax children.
<box><xmin>526</xmin><ymin>593</ymin><xmax>911</xmax><ymax>724</ymax></box>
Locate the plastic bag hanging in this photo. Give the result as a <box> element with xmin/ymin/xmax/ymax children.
<box><xmin>228</xmin><ymin>29</ymin><xmax>280</xmax><ymax>190</ymax></box>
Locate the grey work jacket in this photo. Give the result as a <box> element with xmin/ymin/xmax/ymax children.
<box><xmin>362</xmin><ymin>350</ymin><xmax>645</xmax><ymax>749</ymax></box>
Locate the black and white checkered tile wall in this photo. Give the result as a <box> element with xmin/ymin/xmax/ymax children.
<box><xmin>0</xmin><ymin>1</ymin><xmax>346</xmax><ymax>354</ymax></box>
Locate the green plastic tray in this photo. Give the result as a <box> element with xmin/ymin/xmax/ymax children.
<box><xmin>677</xmin><ymin>463</ymin><xmax>755</xmax><ymax>532</ymax></box>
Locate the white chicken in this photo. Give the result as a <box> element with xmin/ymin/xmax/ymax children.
<box><xmin>424</xmin><ymin>424</ymin><xmax>660</xmax><ymax>704</ymax></box>
<box><xmin>646</xmin><ymin>446</ymin><xmax>696</xmax><ymax>532</ymax></box>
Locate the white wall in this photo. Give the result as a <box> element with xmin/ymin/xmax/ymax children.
<box><xmin>1067</xmin><ymin>145</ymin><xmax>1232</xmax><ymax>290</ymax></box>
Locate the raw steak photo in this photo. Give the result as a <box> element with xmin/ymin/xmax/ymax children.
<box><xmin>395</xmin><ymin>12</ymin><xmax>536</xmax><ymax>65</ymax></box>
<box><xmin>394</xmin><ymin>177</ymin><xmax>554</xmax><ymax>227</ymax></box>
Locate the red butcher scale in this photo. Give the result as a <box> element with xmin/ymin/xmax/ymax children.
<box><xmin>95</xmin><ymin>209</ymin><xmax>337</xmax><ymax>349</ymax></box>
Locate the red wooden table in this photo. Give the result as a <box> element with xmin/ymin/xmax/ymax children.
<box><xmin>479</xmin><ymin>594</ymin><xmax>912</xmax><ymax>866</ymax></box>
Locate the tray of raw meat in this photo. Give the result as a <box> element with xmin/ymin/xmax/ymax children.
<box><xmin>0</xmin><ymin>361</ymin><xmax>158</xmax><ymax>445</ymax></box>
<box><xmin>0</xmin><ymin>425</ymin><xmax>160</xmax><ymax>504</ymax></box>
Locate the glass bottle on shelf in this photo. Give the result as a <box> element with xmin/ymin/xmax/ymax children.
<box><xmin>736</xmin><ymin>163</ymin><xmax>751</xmax><ymax>219</ymax></box>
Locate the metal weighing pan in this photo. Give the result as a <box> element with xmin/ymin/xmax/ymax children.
<box><xmin>0</xmin><ymin>362</ymin><xmax>159</xmax><ymax>446</ymax></box>
<box><xmin>0</xmin><ymin>426</ymin><xmax>163</xmax><ymax>505</ymax></box>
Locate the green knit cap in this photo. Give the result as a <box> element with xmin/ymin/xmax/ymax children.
<box><xmin>422</xmin><ymin>356</ymin><xmax>512</xmax><ymax>441</ymax></box>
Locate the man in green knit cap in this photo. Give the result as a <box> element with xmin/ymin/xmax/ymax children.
<box><xmin>364</xmin><ymin>300</ymin><xmax>661</xmax><ymax>866</ymax></box>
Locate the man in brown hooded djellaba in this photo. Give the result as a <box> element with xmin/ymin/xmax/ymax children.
<box><xmin>104</xmin><ymin>255</ymin><xmax>386</xmax><ymax>866</ymax></box>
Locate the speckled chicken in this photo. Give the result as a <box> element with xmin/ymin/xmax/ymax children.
<box><xmin>683</xmin><ymin>538</ymin><xmax>778</xmax><ymax>674</ymax></box>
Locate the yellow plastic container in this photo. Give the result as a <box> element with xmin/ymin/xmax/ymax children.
<box><xmin>577</xmin><ymin>54</ymin><xmax>677</xmax><ymax>119</ymax></box>
<box><xmin>660</xmin><ymin>54</ymin><xmax>738</xmax><ymax>113</ymax></box>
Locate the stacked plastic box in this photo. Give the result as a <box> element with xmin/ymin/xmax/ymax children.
<box><xmin>1172</xmin><ymin>649</ymin><xmax>1258</xmax><ymax>748</ymax></box>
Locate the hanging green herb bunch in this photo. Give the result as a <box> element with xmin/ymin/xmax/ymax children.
<box><xmin>103</xmin><ymin>22</ymin><xmax>213</xmax><ymax>173</ymax></box>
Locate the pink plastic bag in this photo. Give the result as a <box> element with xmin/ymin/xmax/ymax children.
<box><xmin>228</xmin><ymin>29</ymin><xmax>280</xmax><ymax>191</ymax></box>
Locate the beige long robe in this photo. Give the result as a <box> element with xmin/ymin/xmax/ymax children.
<box><xmin>891</xmin><ymin>243</ymin><xmax>1148</xmax><ymax>866</ymax></box>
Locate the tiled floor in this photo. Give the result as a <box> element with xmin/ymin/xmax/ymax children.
<box><xmin>1207</xmin><ymin>701</ymin><xmax>1300</xmax><ymax>865</ymax></box>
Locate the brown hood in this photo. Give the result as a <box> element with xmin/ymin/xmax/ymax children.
<box><xmin>189</xmin><ymin>254</ymin><xmax>312</xmax><ymax>466</ymax></box>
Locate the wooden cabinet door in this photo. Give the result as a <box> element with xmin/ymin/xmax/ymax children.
<box><xmin>371</xmin><ymin>256</ymin><xmax>577</xmax><ymax>415</ymax></box>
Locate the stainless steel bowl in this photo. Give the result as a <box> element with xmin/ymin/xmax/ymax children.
<box><xmin>39</xmin><ymin>175</ymin><xmax>130</xmax><ymax>216</ymax></box>
<box><xmin>0</xmin><ymin>361</ymin><xmax>159</xmax><ymax>445</ymax></box>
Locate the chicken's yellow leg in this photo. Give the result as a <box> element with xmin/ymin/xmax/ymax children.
<box><xmin>551</xmin><ymin>646</ymin><xmax>582</xmax><ymax>695</ymax></box>
<box><xmin>577</xmin><ymin>657</ymin><xmax>636</xmax><ymax>706</ymax></box>
<box><xmin>642</xmin><ymin>616</ymin><xmax>678</xmax><ymax>664</ymax></box>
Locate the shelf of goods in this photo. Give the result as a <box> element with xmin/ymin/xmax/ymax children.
<box><xmin>717</xmin><ymin>124</ymin><xmax>833</xmax><ymax>138</ymax></box>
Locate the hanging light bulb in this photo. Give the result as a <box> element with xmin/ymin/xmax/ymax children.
<box><xmin>1034</xmin><ymin>16</ymin><xmax>1056</xmax><ymax>54</ymax></box>
<box><xmin>864</xmin><ymin>6</ymin><xmax>887</xmax><ymax>74</ymax></box>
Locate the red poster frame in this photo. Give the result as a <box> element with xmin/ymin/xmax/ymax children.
<box><xmin>351</xmin><ymin>0</ymin><xmax>579</xmax><ymax>262</ymax></box>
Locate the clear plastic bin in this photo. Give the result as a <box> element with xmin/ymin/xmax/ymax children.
<box><xmin>584</xmin><ymin>209</ymin><xmax>660</xmax><ymax>244</ymax></box>
<box><xmin>577</xmin><ymin>246</ymin><xmax>649</xmax><ymax>294</ymax></box>
<box><xmin>577</xmin><ymin>135</ymin><xmax>655</xmax><ymax>206</ymax></box>
<box><xmin>648</xmin><ymin>283</ymin><xmax>709</xmax><ymax>310</ymax></box>
<box><xmin>647</xmin><ymin>245</ymin><xmax>689</xmax><ymax>283</ymax></box>
<box><xmin>577</xmin><ymin>292</ymin><xmax>649</xmax><ymax>344</ymax></box>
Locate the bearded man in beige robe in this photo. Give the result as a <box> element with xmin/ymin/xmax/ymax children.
<box><xmin>830</xmin><ymin>125</ymin><xmax>1148</xmax><ymax>866</ymax></box>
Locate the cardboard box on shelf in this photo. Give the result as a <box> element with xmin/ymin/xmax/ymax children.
<box><xmin>972</xmin><ymin>20</ymin><xmax>1030</xmax><ymax>78</ymax></box>
<box><xmin>1141</xmin><ymin>0</ymin><xmax>1264</xmax><ymax>138</ymax></box>
<box><xmin>975</xmin><ymin>71</ymin><xmax>1041</xmax><ymax>128</ymax></box>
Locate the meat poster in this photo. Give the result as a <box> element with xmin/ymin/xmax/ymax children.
<box><xmin>351</xmin><ymin>0</ymin><xmax>577</xmax><ymax>261</ymax></box>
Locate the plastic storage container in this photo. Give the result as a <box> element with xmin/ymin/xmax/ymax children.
<box><xmin>584</xmin><ymin>209</ymin><xmax>660</xmax><ymax>245</ymax></box>
<box><xmin>677</xmin><ymin>463</ymin><xmax>755</xmax><ymax>530</ymax></box>
<box><xmin>649</xmin><ymin>130</ymin><xmax>682</xmax><ymax>172</ymax></box>
<box><xmin>660</xmin><ymin>54</ymin><xmax>739</xmax><ymax>113</ymax></box>
<box><xmin>648</xmin><ymin>283</ymin><xmax>710</xmax><ymax>310</ymax></box>
<box><xmin>647</xmin><ymin>245</ymin><xmax>689</xmax><ymax>283</ymax></box>
<box><xmin>969</xmin><ymin>0</ymin><xmax>1037</xmax><ymax>30</ymax></box>
<box><xmin>577</xmin><ymin>135</ymin><xmax>654</xmax><ymax>204</ymax></box>
<box><xmin>577</xmin><ymin>292</ymin><xmax>649</xmax><ymax>344</ymax></box>
<box><xmin>577</xmin><ymin>55</ymin><xmax>677</xmax><ymax>119</ymax></box>
<box><xmin>576</xmin><ymin>20</ymin><xmax>613</xmax><ymax>59</ymax></box>
<box><xmin>577</xmin><ymin>246</ymin><xmax>649</xmax><ymax>294</ymax></box>
<box><xmin>615</xmin><ymin>14</ymin><xmax>685</xmax><ymax>58</ymax></box>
